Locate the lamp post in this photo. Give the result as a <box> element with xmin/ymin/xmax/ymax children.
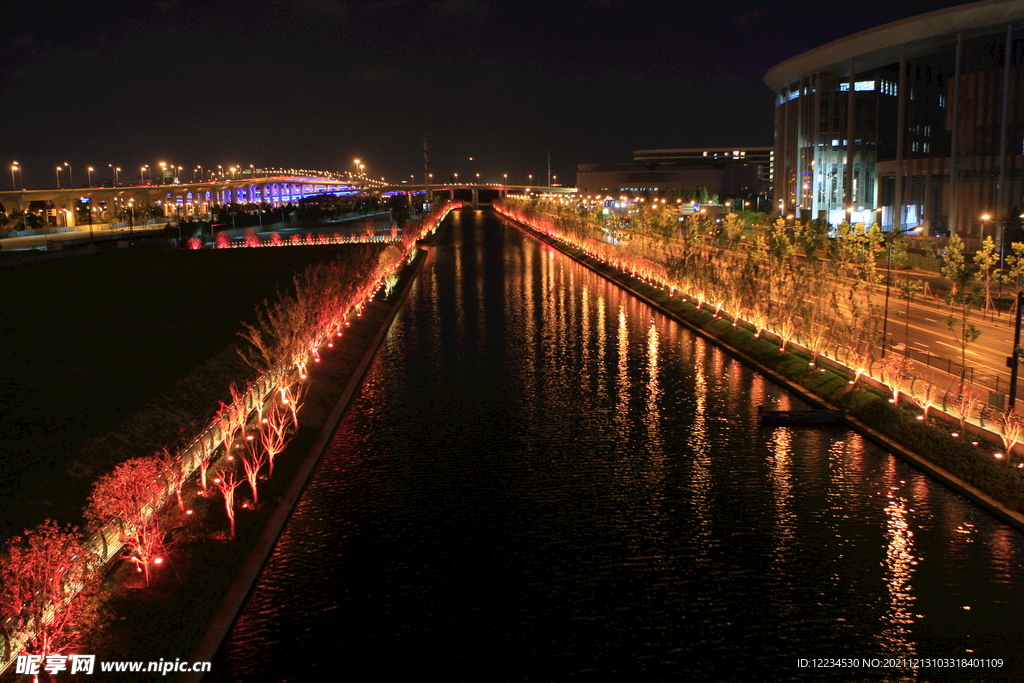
<box><xmin>881</xmin><ymin>225</ymin><xmax>924</xmax><ymax>357</ymax></box>
<box><xmin>87</xmin><ymin>167</ymin><xmax>94</xmax><ymax>188</ymax></box>
<box><xmin>55</xmin><ymin>166</ymin><xmax>62</xmax><ymax>189</ymax></box>
<box><xmin>11</xmin><ymin>161</ymin><xmax>19</xmax><ymax>189</ymax></box>
<box><xmin>65</xmin><ymin>163</ymin><xmax>73</xmax><ymax>190</ymax></box>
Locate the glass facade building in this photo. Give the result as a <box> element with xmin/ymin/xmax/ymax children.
<box><xmin>766</xmin><ymin>0</ymin><xmax>1024</xmax><ymax>241</ymax></box>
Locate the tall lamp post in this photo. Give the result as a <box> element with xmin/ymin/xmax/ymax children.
<box><xmin>87</xmin><ymin>166</ymin><xmax>94</xmax><ymax>188</ymax></box>
<box><xmin>1010</xmin><ymin>291</ymin><xmax>1024</xmax><ymax>410</ymax></box>
<box><xmin>881</xmin><ymin>225</ymin><xmax>924</xmax><ymax>357</ymax></box>
<box><xmin>56</xmin><ymin>166</ymin><xmax>62</xmax><ymax>188</ymax></box>
<box><xmin>11</xmin><ymin>161</ymin><xmax>19</xmax><ymax>189</ymax></box>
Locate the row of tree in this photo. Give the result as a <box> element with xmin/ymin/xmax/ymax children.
<box><xmin>495</xmin><ymin>197</ymin><xmax>1021</xmax><ymax>447</ymax></box>
<box><xmin>0</xmin><ymin>202</ymin><xmax>459</xmax><ymax>667</ymax></box>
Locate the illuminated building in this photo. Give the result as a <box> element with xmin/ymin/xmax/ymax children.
<box><xmin>766</xmin><ymin>0</ymin><xmax>1024</xmax><ymax>242</ymax></box>
<box><xmin>576</xmin><ymin>147</ymin><xmax>773</xmax><ymax>209</ymax></box>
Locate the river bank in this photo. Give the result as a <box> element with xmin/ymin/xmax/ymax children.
<box><xmin>494</xmin><ymin>207</ymin><xmax>1024</xmax><ymax>531</ymax></box>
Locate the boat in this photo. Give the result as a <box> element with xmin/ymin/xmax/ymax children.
<box><xmin>757</xmin><ymin>406</ymin><xmax>847</xmax><ymax>426</ymax></box>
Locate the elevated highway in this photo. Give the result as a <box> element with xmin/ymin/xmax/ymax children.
<box><xmin>0</xmin><ymin>176</ymin><xmax>364</xmax><ymax>229</ymax></box>
<box><xmin>381</xmin><ymin>183</ymin><xmax>576</xmax><ymax>209</ymax></box>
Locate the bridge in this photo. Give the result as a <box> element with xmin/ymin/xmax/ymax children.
<box><xmin>0</xmin><ymin>175</ymin><xmax>578</xmax><ymax>229</ymax></box>
<box><xmin>0</xmin><ymin>176</ymin><xmax>366</xmax><ymax>229</ymax></box>
<box><xmin>381</xmin><ymin>183</ymin><xmax>577</xmax><ymax>209</ymax></box>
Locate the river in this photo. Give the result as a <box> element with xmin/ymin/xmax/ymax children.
<box><xmin>208</xmin><ymin>208</ymin><xmax>1024</xmax><ymax>681</ymax></box>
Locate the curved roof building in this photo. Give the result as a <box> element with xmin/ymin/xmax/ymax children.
<box><xmin>765</xmin><ymin>0</ymin><xmax>1024</xmax><ymax>239</ymax></box>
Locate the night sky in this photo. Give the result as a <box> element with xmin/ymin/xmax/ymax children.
<box><xmin>1</xmin><ymin>0</ymin><xmax>966</xmax><ymax>189</ymax></box>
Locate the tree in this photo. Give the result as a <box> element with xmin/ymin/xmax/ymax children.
<box><xmin>994</xmin><ymin>411</ymin><xmax>1024</xmax><ymax>462</ymax></box>
<box><xmin>156</xmin><ymin>447</ymin><xmax>187</xmax><ymax>512</ymax></box>
<box><xmin>213</xmin><ymin>468</ymin><xmax>243</xmax><ymax>540</ymax></box>
<box><xmin>973</xmin><ymin>235</ymin><xmax>1000</xmax><ymax>314</ymax></box>
<box><xmin>240</xmin><ymin>437</ymin><xmax>268</xmax><ymax>507</ymax></box>
<box><xmin>0</xmin><ymin>521</ymin><xmax>103</xmax><ymax>657</ymax></box>
<box><xmin>1001</xmin><ymin>241</ymin><xmax>1024</xmax><ymax>314</ymax></box>
<box><xmin>912</xmin><ymin>380</ymin><xmax>942</xmax><ymax>419</ymax></box>
<box><xmin>941</xmin><ymin>235</ymin><xmax>983</xmax><ymax>374</ymax></box>
<box><xmin>878</xmin><ymin>354</ymin><xmax>911</xmax><ymax>404</ymax></box>
<box><xmin>260</xmin><ymin>401</ymin><xmax>294</xmax><ymax>478</ymax></box>
<box><xmin>946</xmin><ymin>383</ymin><xmax>982</xmax><ymax>432</ymax></box>
<box><xmin>86</xmin><ymin>457</ymin><xmax>168</xmax><ymax>587</ymax></box>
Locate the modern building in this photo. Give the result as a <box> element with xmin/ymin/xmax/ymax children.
<box><xmin>766</xmin><ymin>0</ymin><xmax>1024</xmax><ymax>239</ymax></box>
<box><xmin>576</xmin><ymin>147</ymin><xmax>774</xmax><ymax>210</ymax></box>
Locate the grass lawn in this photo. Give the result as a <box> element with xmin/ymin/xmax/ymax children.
<box><xmin>0</xmin><ymin>244</ymin><xmax>382</xmax><ymax>535</ymax></box>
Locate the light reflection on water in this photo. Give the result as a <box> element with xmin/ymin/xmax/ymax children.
<box><xmin>210</xmin><ymin>209</ymin><xmax>1024</xmax><ymax>681</ymax></box>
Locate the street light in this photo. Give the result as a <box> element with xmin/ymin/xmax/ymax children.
<box><xmin>11</xmin><ymin>161</ymin><xmax>19</xmax><ymax>189</ymax></box>
<box><xmin>87</xmin><ymin>167</ymin><xmax>94</xmax><ymax>188</ymax></box>
<box><xmin>64</xmin><ymin>162</ymin><xmax>73</xmax><ymax>189</ymax></box>
<box><xmin>881</xmin><ymin>225</ymin><xmax>924</xmax><ymax>357</ymax></box>
<box><xmin>56</xmin><ymin>166</ymin><xmax>62</xmax><ymax>188</ymax></box>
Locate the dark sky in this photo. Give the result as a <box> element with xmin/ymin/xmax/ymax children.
<box><xmin>1</xmin><ymin>0</ymin><xmax>966</xmax><ymax>188</ymax></box>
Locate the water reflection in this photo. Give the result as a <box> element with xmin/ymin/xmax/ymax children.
<box><xmin>210</xmin><ymin>210</ymin><xmax>1024</xmax><ymax>681</ymax></box>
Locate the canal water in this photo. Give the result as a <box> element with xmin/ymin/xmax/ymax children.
<box><xmin>209</xmin><ymin>209</ymin><xmax>1024</xmax><ymax>681</ymax></box>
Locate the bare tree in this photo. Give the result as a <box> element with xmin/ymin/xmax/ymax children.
<box><xmin>240</xmin><ymin>438</ymin><xmax>268</xmax><ymax>506</ymax></box>
<box><xmin>156</xmin><ymin>447</ymin><xmax>187</xmax><ymax>512</ymax></box>
<box><xmin>260</xmin><ymin>401</ymin><xmax>294</xmax><ymax>478</ymax></box>
<box><xmin>994</xmin><ymin>411</ymin><xmax>1024</xmax><ymax>462</ymax></box>
<box><xmin>946</xmin><ymin>383</ymin><xmax>982</xmax><ymax>432</ymax></box>
<box><xmin>213</xmin><ymin>468</ymin><xmax>244</xmax><ymax>540</ymax></box>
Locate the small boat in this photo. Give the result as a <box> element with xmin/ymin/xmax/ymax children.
<box><xmin>757</xmin><ymin>406</ymin><xmax>847</xmax><ymax>426</ymax></box>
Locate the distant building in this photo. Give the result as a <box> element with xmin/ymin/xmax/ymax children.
<box><xmin>576</xmin><ymin>147</ymin><xmax>774</xmax><ymax>211</ymax></box>
<box><xmin>766</xmin><ymin>0</ymin><xmax>1024</xmax><ymax>238</ymax></box>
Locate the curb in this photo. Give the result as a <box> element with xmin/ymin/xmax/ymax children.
<box><xmin>182</xmin><ymin>248</ymin><xmax>430</xmax><ymax>682</ymax></box>
<box><xmin>496</xmin><ymin>211</ymin><xmax>1024</xmax><ymax>533</ymax></box>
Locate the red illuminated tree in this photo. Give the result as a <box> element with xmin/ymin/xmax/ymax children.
<box><xmin>215</xmin><ymin>384</ymin><xmax>249</xmax><ymax>466</ymax></box>
<box><xmin>213</xmin><ymin>468</ymin><xmax>244</xmax><ymax>540</ymax></box>
<box><xmin>260</xmin><ymin>401</ymin><xmax>293</xmax><ymax>478</ymax></box>
<box><xmin>279</xmin><ymin>381</ymin><xmax>306</xmax><ymax>428</ymax></box>
<box><xmin>0</xmin><ymin>520</ymin><xmax>103</xmax><ymax>657</ymax></box>
<box><xmin>156</xmin><ymin>446</ymin><xmax>187</xmax><ymax>511</ymax></box>
<box><xmin>86</xmin><ymin>456</ymin><xmax>168</xmax><ymax>587</ymax></box>
<box><xmin>240</xmin><ymin>437</ymin><xmax>268</xmax><ymax>506</ymax></box>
